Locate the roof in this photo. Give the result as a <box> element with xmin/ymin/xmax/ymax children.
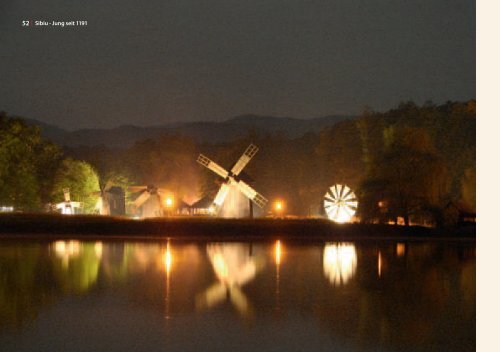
<box><xmin>190</xmin><ymin>196</ymin><xmax>213</xmax><ymax>209</ymax></box>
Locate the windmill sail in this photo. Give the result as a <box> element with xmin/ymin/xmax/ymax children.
<box><xmin>236</xmin><ymin>180</ymin><xmax>268</xmax><ymax>208</ymax></box>
<box><xmin>133</xmin><ymin>191</ymin><xmax>151</xmax><ymax>208</ymax></box>
<box><xmin>231</xmin><ymin>144</ymin><xmax>258</xmax><ymax>176</ymax></box>
<box><xmin>213</xmin><ymin>183</ymin><xmax>230</xmax><ymax>207</ymax></box>
<box><xmin>197</xmin><ymin>154</ymin><xmax>229</xmax><ymax>179</ymax></box>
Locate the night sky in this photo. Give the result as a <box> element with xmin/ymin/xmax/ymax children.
<box><xmin>0</xmin><ymin>0</ymin><xmax>475</xmax><ymax>129</ymax></box>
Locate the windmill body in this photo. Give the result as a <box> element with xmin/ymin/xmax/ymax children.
<box><xmin>56</xmin><ymin>188</ymin><xmax>81</xmax><ymax>215</ymax></box>
<box><xmin>130</xmin><ymin>185</ymin><xmax>167</xmax><ymax>218</ymax></box>
<box><xmin>197</xmin><ymin>144</ymin><xmax>268</xmax><ymax>218</ymax></box>
<box><xmin>94</xmin><ymin>182</ymin><xmax>125</xmax><ymax>216</ymax></box>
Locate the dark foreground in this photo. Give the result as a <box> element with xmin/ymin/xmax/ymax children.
<box><xmin>0</xmin><ymin>213</ymin><xmax>475</xmax><ymax>239</ymax></box>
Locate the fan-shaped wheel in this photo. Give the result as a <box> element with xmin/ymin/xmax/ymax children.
<box><xmin>323</xmin><ymin>184</ymin><xmax>358</xmax><ymax>223</ymax></box>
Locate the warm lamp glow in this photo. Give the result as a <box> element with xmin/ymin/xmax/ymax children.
<box><xmin>275</xmin><ymin>200</ymin><xmax>283</xmax><ymax>211</ymax></box>
<box><xmin>165</xmin><ymin>196</ymin><xmax>174</xmax><ymax>208</ymax></box>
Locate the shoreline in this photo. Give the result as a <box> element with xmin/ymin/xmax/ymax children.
<box><xmin>0</xmin><ymin>213</ymin><xmax>476</xmax><ymax>241</ymax></box>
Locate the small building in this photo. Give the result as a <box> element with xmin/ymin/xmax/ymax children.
<box><xmin>190</xmin><ymin>196</ymin><xmax>214</xmax><ymax>216</ymax></box>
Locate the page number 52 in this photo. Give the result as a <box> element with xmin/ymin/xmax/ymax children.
<box><xmin>22</xmin><ymin>20</ymin><xmax>30</xmax><ymax>26</ymax></box>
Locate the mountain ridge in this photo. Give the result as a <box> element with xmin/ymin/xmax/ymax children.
<box><xmin>23</xmin><ymin>114</ymin><xmax>355</xmax><ymax>148</ymax></box>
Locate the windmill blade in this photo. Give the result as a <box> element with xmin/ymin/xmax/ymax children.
<box><xmin>134</xmin><ymin>191</ymin><xmax>151</xmax><ymax>208</ymax></box>
<box><xmin>196</xmin><ymin>283</ymin><xmax>227</xmax><ymax>310</ymax></box>
<box><xmin>231</xmin><ymin>144</ymin><xmax>259</xmax><ymax>176</ymax></box>
<box><xmin>213</xmin><ymin>183</ymin><xmax>230</xmax><ymax>207</ymax></box>
<box><xmin>197</xmin><ymin>154</ymin><xmax>229</xmax><ymax>179</ymax></box>
<box><xmin>236</xmin><ymin>180</ymin><xmax>268</xmax><ymax>208</ymax></box>
<box><xmin>229</xmin><ymin>286</ymin><xmax>250</xmax><ymax>316</ymax></box>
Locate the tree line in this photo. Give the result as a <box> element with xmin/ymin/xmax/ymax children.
<box><xmin>0</xmin><ymin>100</ymin><xmax>475</xmax><ymax>225</ymax></box>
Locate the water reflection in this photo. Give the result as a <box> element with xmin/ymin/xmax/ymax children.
<box><xmin>396</xmin><ymin>243</ymin><xmax>405</xmax><ymax>257</ymax></box>
<box><xmin>0</xmin><ymin>240</ymin><xmax>475</xmax><ymax>351</ymax></box>
<box><xmin>197</xmin><ymin>243</ymin><xmax>261</xmax><ymax>316</ymax></box>
<box><xmin>323</xmin><ymin>243</ymin><xmax>357</xmax><ymax>285</ymax></box>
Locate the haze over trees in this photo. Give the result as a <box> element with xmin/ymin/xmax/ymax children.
<box><xmin>0</xmin><ymin>100</ymin><xmax>475</xmax><ymax>226</ymax></box>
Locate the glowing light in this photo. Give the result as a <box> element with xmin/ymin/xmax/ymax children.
<box><xmin>324</xmin><ymin>184</ymin><xmax>358</xmax><ymax>223</ymax></box>
<box><xmin>275</xmin><ymin>240</ymin><xmax>282</xmax><ymax>266</ymax></box>
<box><xmin>274</xmin><ymin>200</ymin><xmax>283</xmax><ymax>212</ymax></box>
<box><xmin>164</xmin><ymin>246</ymin><xmax>173</xmax><ymax>273</ymax></box>
<box><xmin>378</xmin><ymin>251</ymin><xmax>382</xmax><ymax>277</ymax></box>
<box><xmin>396</xmin><ymin>243</ymin><xmax>405</xmax><ymax>257</ymax></box>
<box><xmin>165</xmin><ymin>196</ymin><xmax>174</xmax><ymax>208</ymax></box>
<box><xmin>323</xmin><ymin>243</ymin><xmax>357</xmax><ymax>285</ymax></box>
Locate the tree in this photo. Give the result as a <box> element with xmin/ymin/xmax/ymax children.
<box><xmin>51</xmin><ymin>159</ymin><xmax>100</xmax><ymax>213</ymax></box>
<box><xmin>0</xmin><ymin>113</ymin><xmax>62</xmax><ymax>210</ymax></box>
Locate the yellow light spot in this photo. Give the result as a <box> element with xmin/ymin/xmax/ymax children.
<box><xmin>275</xmin><ymin>240</ymin><xmax>282</xmax><ymax>266</ymax></box>
<box><xmin>165</xmin><ymin>196</ymin><xmax>174</xmax><ymax>208</ymax></box>
<box><xmin>164</xmin><ymin>247</ymin><xmax>173</xmax><ymax>273</ymax></box>
<box><xmin>275</xmin><ymin>201</ymin><xmax>283</xmax><ymax>211</ymax></box>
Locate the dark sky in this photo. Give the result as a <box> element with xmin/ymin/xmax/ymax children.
<box><xmin>0</xmin><ymin>0</ymin><xmax>475</xmax><ymax>130</ymax></box>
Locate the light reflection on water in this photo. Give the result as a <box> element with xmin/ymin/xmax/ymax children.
<box><xmin>323</xmin><ymin>242</ymin><xmax>357</xmax><ymax>285</ymax></box>
<box><xmin>0</xmin><ymin>239</ymin><xmax>475</xmax><ymax>351</ymax></box>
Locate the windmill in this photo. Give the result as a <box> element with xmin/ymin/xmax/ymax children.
<box><xmin>93</xmin><ymin>180</ymin><xmax>112</xmax><ymax>215</ymax></box>
<box><xmin>130</xmin><ymin>185</ymin><xmax>169</xmax><ymax>218</ymax></box>
<box><xmin>56</xmin><ymin>188</ymin><xmax>81</xmax><ymax>215</ymax></box>
<box><xmin>323</xmin><ymin>184</ymin><xmax>358</xmax><ymax>223</ymax></box>
<box><xmin>93</xmin><ymin>181</ymin><xmax>126</xmax><ymax>216</ymax></box>
<box><xmin>197</xmin><ymin>144</ymin><xmax>268</xmax><ymax>217</ymax></box>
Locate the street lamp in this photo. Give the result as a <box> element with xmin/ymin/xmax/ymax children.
<box><xmin>274</xmin><ymin>200</ymin><xmax>284</xmax><ymax>218</ymax></box>
<box><xmin>165</xmin><ymin>195</ymin><xmax>175</xmax><ymax>216</ymax></box>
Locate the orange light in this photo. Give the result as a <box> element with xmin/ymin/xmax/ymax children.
<box><xmin>274</xmin><ymin>200</ymin><xmax>283</xmax><ymax>212</ymax></box>
<box><xmin>165</xmin><ymin>196</ymin><xmax>174</xmax><ymax>208</ymax></box>
<box><xmin>275</xmin><ymin>240</ymin><xmax>282</xmax><ymax>265</ymax></box>
<box><xmin>164</xmin><ymin>246</ymin><xmax>173</xmax><ymax>273</ymax></box>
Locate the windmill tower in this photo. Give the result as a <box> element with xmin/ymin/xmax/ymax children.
<box><xmin>56</xmin><ymin>188</ymin><xmax>81</xmax><ymax>215</ymax></box>
<box><xmin>130</xmin><ymin>185</ymin><xmax>169</xmax><ymax>218</ymax></box>
<box><xmin>94</xmin><ymin>180</ymin><xmax>112</xmax><ymax>215</ymax></box>
<box><xmin>197</xmin><ymin>144</ymin><xmax>268</xmax><ymax>218</ymax></box>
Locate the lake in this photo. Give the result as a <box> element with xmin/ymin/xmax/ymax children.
<box><xmin>0</xmin><ymin>239</ymin><xmax>475</xmax><ymax>351</ymax></box>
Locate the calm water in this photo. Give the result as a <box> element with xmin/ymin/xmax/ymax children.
<box><xmin>0</xmin><ymin>239</ymin><xmax>475</xmax><ymax>352</ymax></box>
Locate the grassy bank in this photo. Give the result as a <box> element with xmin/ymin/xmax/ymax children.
<box><xmin>0</xmin><ymin>213</ymin><xmax>475</xmax><ymax>240</ymax></box>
